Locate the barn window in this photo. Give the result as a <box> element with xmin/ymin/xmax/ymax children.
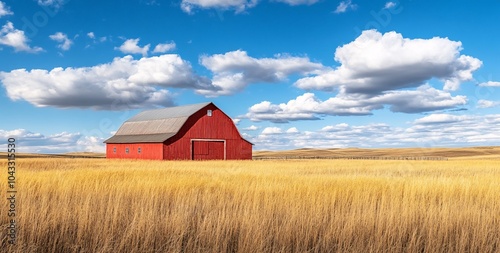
<box><xmin>113</xmin><ymin>147</ymin><xmax>116</xmax><ymax>153</ymax></box>
<box><xmin>207</xmin><ymin>110</ymin><xmax>212</xmax><ymax>117</ymax></box>
<box><xmin>125</xmin><ymin>147</ymin><xmax>129</xmax><ymax>154</ymax></box>
<box><xmin>138</xmin><ymin>147</ymin><xmax>142</xmax><ymax>154</ymax></box>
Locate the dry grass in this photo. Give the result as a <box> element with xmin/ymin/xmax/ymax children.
<box><xmin>1</xmin><ymin>158</ymin><xmax>500</xmax><ymax>252</ymax></box>
<box><xmin>253</xmin><ymin>146</ymin><xmax>500</xmax><ymax>160</ymax></box>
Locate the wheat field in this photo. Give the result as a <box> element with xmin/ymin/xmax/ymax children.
<box><xmin>1</xmin><ymin>158</ymin><xmax>499</xmax><ymax>252</ymax></box>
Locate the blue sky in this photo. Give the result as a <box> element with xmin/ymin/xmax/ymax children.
<box><xmin>1</xmin><ymin>0</ymin><xmax>500</xmax><ymax>153</ymax></box>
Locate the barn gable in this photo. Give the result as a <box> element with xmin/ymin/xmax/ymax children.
<box><xmin>104</xmin><ymin>102</ymin><xmax>252</xmax><ymax>160</ymax></box>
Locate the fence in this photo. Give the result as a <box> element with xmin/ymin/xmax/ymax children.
<box><xmin>253</xmin><ymin>156</ymin><xmax>448</xmax><ymax>161</ymax></box>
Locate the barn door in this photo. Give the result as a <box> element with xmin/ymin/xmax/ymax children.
<box><xmin>192</xmin><ymin>140</ymin><xmax>225</xmax><ymax>160</ymax></box>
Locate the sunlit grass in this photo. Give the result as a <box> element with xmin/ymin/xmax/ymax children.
<box><xmin>1</xmin><ymin>158</ymin><xmax>499</xmax><ymax>252</ymax></box>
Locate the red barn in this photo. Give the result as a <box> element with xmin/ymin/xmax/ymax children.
<box><xmin>104</xmin><ymin>102</ymin><xmax>252</xmax><ymax>160</ymax></box>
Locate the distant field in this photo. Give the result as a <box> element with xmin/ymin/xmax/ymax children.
<box><xmin>1</xmin><ymin>157</ymin><xmax>499</xmax><ymax>252</ymax></box>
<box><xmin>253</xmin><ymin>146</ymin><xmax>500</xmax><ymax>160</ymax></box>
<box><xmin>2</xmin><ymin>146</ymin><xmax>500</xmax><ymax>160</ymax></box>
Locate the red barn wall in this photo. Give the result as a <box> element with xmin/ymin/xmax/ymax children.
<box><xmin>163</xmin><ymin>104</ymin><xmax>252</xmax><ymax>160</ymax></box>
<box><xmin>106</xmin><ymin>143</ymin><xmax>163</xmax><ymax>160</ymax></box>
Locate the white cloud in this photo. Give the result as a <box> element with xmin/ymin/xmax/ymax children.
<box><xmin>334</xmin><ymin>0</ymin><xmax>357</xmax><ymax>14</ymax></box>
<box><xmin>0</xmin><ymin>22</ymin><xmax>43</xmax><ymax>53</ymax></box>
<box><xmin>479</xmin><ymin>81</ymin><xmax>500</xmax><ymax>87</ymax></box>
<box><xmin>0</xmin><ymin>129</ymin><xmax>105</xmax><ymax>153</ymax></box>
<box><xmin>0</xmin><ymin>1</ymin><xmax>13</xmax><ymax>17</ymax></box>
<box><xmin>198</xmin><ymin>50</ymin><xmax>324</xmax><ymax>96</ymax></box>
<box><xmin>261</xmin><ymin>127</ymin><xmax>283</xmax><ymax>135</ymax></box>
<box><xmin>76</xmin><ymin>136</ymin><xmax>106</xmax><ymax>153</ymax></box>
<box><xmin>286</xmin><ymin>127</ymin><xmax>299</xmax><ymax>133</ymax></box>
<box><xmin>233</xmin><ymin>118</ymin><xmax>241</xmax><ymax>125</ymax></box>
<box><xmin>180</xmin><ymin>0</ymin><xmax>320</xmax><ymax>13</ymax></box>
<box><xmin>413</xmin><ymin>114</ymin><xmax>470</xmax><ymax>125</ymax></box>
<box><xmin>274</xmin><ymin>0</ymin><xmax>319</xmax><ymax>5</ymax></box>
<box><xmin>153</xmin><ymin>42</ymin><xmax>176</xmax><ymax>53</ymax></box>
<box><xmin>383</xmin><ymin>1</ymin><xmax>396</xmax><ymax>9</ymax></box>
<box><xmin>321</xmin><ymin>123</ymin><xmax>349</xmax><ymax>132</ymax></box>
<box><xmin>181</xmin><ymin>0</ymin><xmax>258</xmax><ymax>14</ymax></box>
<box><xmin>477</xmin><ymin>99</ymin><xmax>500</xmax><ymax>109</ymax></box>
<box><xmin>86</xmin><ymin>32</ymin><xmax>108</xmax><ymax>46</ymax></box>
<box><xmin>244</xmin><ymin>85</ymin><xmax>466</xmax><ymax>123</ymax></box>
<box><xmin>0</xmin><ymin>55</ymin><xmax>215</xmax><ymax>110</ymax></box>
<box><xmin>295</xmin><ymin>30</ymin><xmax>482</xmax><ymax>94</ymax></box>
<box><xmin>115</xmin><ymin>38</ymin><xmax>150</xmax><ymax>56</ymax></box>
<box><xmin>49</xmin><ymin>32</ymin><xmax>73</xmax><ymax>51</ymax></box>
<box><xmin>242</xmin><ymin>125</ymin><xmax>259</xmax><ymax>131</ymax></box>
<box><xmin>245</xmin><ymin>97</ymin><xmax>319</xmax><ymax>123</ymax></box>
<box><xmin>246</xmin><ymin>114</ymin><xmax>500</xmax><ymax>150</ymax></box>
<box><xmin>37</xmin><ymin>0</ymin><xmax>64</xmax><ymax>8</ymax></box>
<box><xmin>377</xmin><ymin>85</ymin><xmax>468</xmax><ymax>113</ymax></box>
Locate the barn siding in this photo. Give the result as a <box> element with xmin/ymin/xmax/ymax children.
<box><xmin>227</xmin><ymin>139</ymin><xmax>252</xmax><ymax>160</ymax></box>
<box><xmin>106</xmin><ymin>143</ymin><xmax>163</xmax><ymax>160</ymax></box>
<box><xmin>163</xmin><ymin>104</ymin><xmax>252</xmax><ymax>160</ymax></box>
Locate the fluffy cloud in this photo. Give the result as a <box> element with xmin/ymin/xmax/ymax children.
<box><xmin>181</xmin><ymin>0</ymin><xmax>258</xmax><ymax>14</ymax></box>
<box><xmin>0</xmin><ymin>22</ymin><xmax>43</xmax><ymax>53</ymax></box>
<box><xmin>242</xmin><ymin>125</ymin><xmax>259</xmax><ymax>131</ymax></box>
<box><xmin>274</xmin><ymin>0</ymin><xmax>319</xmax><ymax>5</ymax></box>
<box><xmin>87</xmin><ymin>32</ymin><xmax>107</xmax><ymax>44</ymax></box>
<box><xmin>295</xmin><ymin>30</ymin><xmax>482</xmax><ymax>94</ymax></box>
<box><xmin>479</xmin><ymin>81</ymin><xmax>500</xmax><ymax>87</ymax></box>
<box><xmin>0</xmin><ymin>55</ymin><xmax>215</xmax><ymax>110</ymax></box>
<box><xmin>378</xmin><ymin>85</ymin><xmax>467</xmax><ymax>113</ymax></box>
<box><xmin>244</xmin><ymin>85</ymin><xmax>466</xmax><ymax>123</ymax></box>
<box><xmin>247</xmin><ymin>114</ymin><xmax>500</xmax><ymax>150</ymax></box>
<box><xmin>37</xmin><ymin>0</ymin><xmax>64</xmax><ymax>8</ymax></box>
<box><xmin>383</xmin><ymin>1</ymin><xmax>396</xmax><ymax>9</ymax></box>
<box><xmin>180</xmin><ymin>0</ymin><xmax>322</xmax><ymax>13</ymax></box>
<box><xmin>413</xmin><ymin>114</ymin><xmax>470</xmax><ymax>125</ymax></box>
<box><xmin>0</xmin><ymin>1</ymin><xmax>13</xmax><ymax>17</ymax></box>
<box><xmin>49</xmin><ymin>32</ymin><xmax>73</xmax><ymax>51</ymax></box>
<box><xmin>153</xmin><ymin>42</ymin><xmax>176</xmax><ymax>53</ymax></box>
<box><xmin>198</xmin><ymin>50</ymin><xmax>324</xmax><ymax>96</ymax></box>
<box><xmin>245</xmin><ymin>99</ymin><xmax>319</xmax><ymax>123</ymax></box>
<box><xmin>261</xmin><ymin>127</ymin><xmax>283</xmax><ymax>135</ymax></box>
<box><xmin>0</xmin><ymin>129</ymin><xmax>105</xmax><ymax>153</ymax></box>
<box><xmin>477</xmin><ymin>99</ymin><xmax>500</xmax><ymax>109</ymax></box>
<box><xmin>115</xmin><ymin>38</ymin><xmax>150</xmax><ymax>56</ymax></box>
<box><xmin>334</xmin><ymin>0</ymin><xmax>357</xmax><ymax>14</ymax></box>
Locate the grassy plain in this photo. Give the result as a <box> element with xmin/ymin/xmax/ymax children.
<box><xmin>1</xmin><ymin>154</ymin><xmax>500</xmax><ymax>252</ymax></box>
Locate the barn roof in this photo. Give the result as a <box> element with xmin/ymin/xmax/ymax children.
<box><xmin>127</xmin><ymin>102</ymin><xmax>211</xmax><ymax>122</ymax></box>
<box><xmin>104</xmin><ymin>102</ymin><xmax>212</xmax><ymax>143</ymax></box>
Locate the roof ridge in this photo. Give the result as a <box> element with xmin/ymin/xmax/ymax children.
<box><xmin>126</xmin><ymin>102</ymin><xmax>212</xmax><ymax>122</ymax></box>
<box><xmin>140</xmin><ymin>102</ymin><xmax>211</xmax><ymax>112</ymax></box>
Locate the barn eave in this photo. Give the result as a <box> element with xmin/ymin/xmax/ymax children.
<box><xmin>103</xmin><ymin>133</ymin><xmax>175</xmax><ymax>143</ymax></box>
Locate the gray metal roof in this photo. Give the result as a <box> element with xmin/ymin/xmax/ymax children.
<box><xmin>104</xmin><ymin>102</ymin><xmax>211</xmax><ymax>143</ymax></box>
<box><xmin>127</xmin><ymin>102</ymin><xmax>211</xmax><ymax>122</ymax></box>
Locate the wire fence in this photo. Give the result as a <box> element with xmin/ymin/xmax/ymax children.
<box><xmin>253</xmin><ymin>156</ymin><xmax>448</xmax><ymax>161</ymax></box>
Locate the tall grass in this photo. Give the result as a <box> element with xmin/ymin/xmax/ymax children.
<box><xmin>1</xmin><ymin>158</ymin><xmax>499</xmax><ymax>252</ymax></box>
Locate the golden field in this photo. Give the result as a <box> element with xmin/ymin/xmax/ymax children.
<box><xmin>1</xmin><ymin>155</ymin><xmax>500</xmax><ymax>252</ymax></box>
